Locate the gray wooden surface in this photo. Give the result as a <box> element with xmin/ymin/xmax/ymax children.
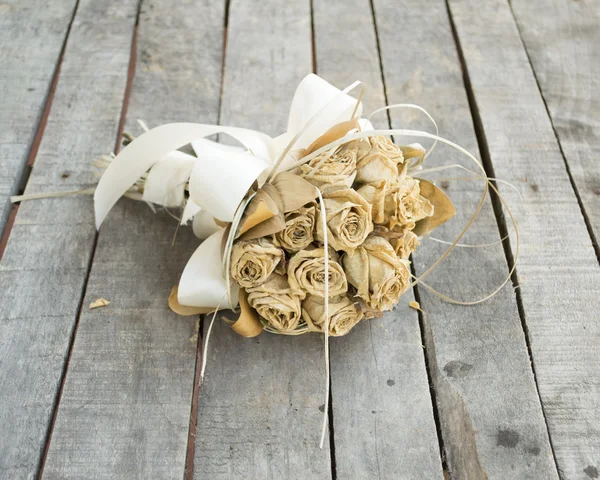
<box><xmin>193</xmin><ymin>1</ymin><xmax>332</xmax><ymax>478</ymax></box>
<box><xmin>511</xmin><ymin>0</ymin><xmax>600</xmax><ymax>252</ymax></box>
<box><xmin>42</xmin><ymin>0</ymin><xmax>225</xmax><ymax>477</ymax></box>
<box><xmin>375</xmin><ymin>0</ymin><xmax>560</xmax><ymax>478</ymax></box>
<box><xmin>0</xmin><ymin>0</ymin><xmax>77</xmax><ymax>237</ymax></box>
<box><xmin>448</xmin><ymin>0</ymin><xmax>600</xmax><ymax>478</ymax></box>
<box><xmin>313</xmin><ymin>1</ymin><xmax>444</xmax><ymax>478</ymax></box>
<box><xmin>0</xmin><ymin>0</ymin><xmax>598</xmax><ymax>479</ymax></box>
<box><xmin>0</xmin><ymin>0</ymin><xmax>138</xmax><ymax>477</ymax></box>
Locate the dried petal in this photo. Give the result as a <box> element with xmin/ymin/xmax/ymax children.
<box><xmin>287</xmin><ymin>247</ymin><xmax>348</xmax><ymax>299</ymax></box>
<box><xmin>246</xmin><ymin>274</ymin><xmax>302</xmax><ymax>332</ymax></box>
<box><xmin>315</xmin><ymin>188</ymin><xmax>373</xmax><ymax>253</ymax></box>
<box><xmin>343</xmin><ymin>236</ymin><xmax>411</xmax><ymax>312</ymax></box>
<box><xmin>230</xmin><ymin>238</ymin><xmax>284</xmax><ymax>289</ymax></box>
<box><xmin>302</xmin><ymin>294</ymin><xmax>363</xmax><ymax>336</ymax></box>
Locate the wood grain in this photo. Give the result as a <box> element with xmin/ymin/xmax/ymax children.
<box><xmin>510</xmin><ymin>0</ymin><xmax>600</xmax><ymax>252</ymax></box>
<box><xmin>0</xmin><ymin>0</ymin><xmax>78</xmax><ymax>238</ymax></box>
<box><xmin>313</xmin><ymin>0</ymin><xmax>444</xmax><ymax>477</ymax></box>
<box><xmin>372</xmin><ymin>0</ymin><xmax>561</xmax><ymax>478</ymax></box>
<box><xmin>0</xmin><ymin>0</ymin><xmax>138</xmax><ymax>477</ymax></box>
<box><xmin>448</xmin><ymin>0</ymin><xmax>600</xmax><ymax>478</ymax></box>
<box><xmin>192</xmin><ymin>0</ymin><xmax>332</xmax><ymax>478</ymax></box>
<box><xmin>42</xmin><ymin>1</ymin><xmax>226</xmax><ymax>478</ymax></box>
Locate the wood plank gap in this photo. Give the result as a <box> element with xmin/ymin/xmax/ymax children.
<box><xmin>410</xmin><ymin>263</ymin><xmax>449</xmax><ymax>474</ymax></box>
<box><xmin>37</xmin><ymin>12</ymin><xmax>141</xmax><ymax>478</ymax></box>
<box><xmin>0</xmin><ymin>205</ymin><xmax>18</xmax><ymax>261</ymax></box>
<box><xmin>327</xmin><ymin>373</ymin><xmax>337</xmax><ymax>480</ymax></box>
<box><xmin>505</xmin><ymin>0</ymin><xmax>600</xmax><ymax>265</ymax></box>
<box><xmin>309</xmin><ymin>0</ymin><xmax>317</xmax><ymax>75</ymax></box>
<box><xmin>0</xmin><ymin>0</ymin><xmax>81</xmax><ymax>242</ymax></box>
<box><xmin>184</xmin><ymin>316</ymin><xmax>204</xmax><ymax>480</ymax></box>
<box><xmin>309</xmin><ymin>2</ymin><xmax>337</xmax><ymax>476</ymax></box>
<box><xmin>443</xmin><ymin>1</ymin><xmax>561</xmax><ymax>475</ymax></box>
<box><xmin>185</xmin><ymin>2</ymin><xmax>229</xmax><ymax>477</ymax></box>
<box><xmin>308</xmin><ymin>7</ymin><xmax>336</xmax><ymax>475</ymax></box>
<box><xmin>367</xmin><ymin>0</ymin><xmax>392</xmax><ymax>130</ymax></box>
<box><xmin>219</xmin><ymin>0</ymin><xmax>232</xmax><ymax>121</ymax></box>
<box><xmin>37</xmin><ymin>231</ymin><xmax>99</xmax><ymax>480</ymax></box>
<box><xmin>369</xmin><ymin>0</ymin><xmax>447</xmax><ymax>470</ymax></box>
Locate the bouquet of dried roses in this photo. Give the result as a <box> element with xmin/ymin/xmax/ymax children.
<box><xmin>15</xmin><ymin>74</ymin><xmax>517</xmax><ymax>447</ymax></box>
<box><xmin>229</xmin><ymin>134</ymin><xmax>445</xmax><ymax>337</ymax></box>
<box><xmin>90</xmin><ymin>74</ymin><xmax>456</xmax><ymax>340</ymax></box>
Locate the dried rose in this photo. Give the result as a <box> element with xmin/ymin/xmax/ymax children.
<box><xmin>246</xmin><ymin>274</ymin><xmax>301</xmax><ymax>332</ymax></box>
<box><xmin>315</xmin><ymin>188</ymin><xmax>373</xmax><ymax>253</ymax></box>
<box><xmin>302</xmin><ymin>294</ymin><xmax>363</xmax><ymax>336</ymax></box>
<box><xmin>355</xmin><ymin>153</ymin><xmax>399</xmax><ymax>184</ymax></box>
<box><xmin>230</xmin><ymin>238</ymin><xmax>284</xmax><ymax>289</ymax></box>
<box><xmin>356</xmin><ymin>180</ymin><xmax>388</xmax><ymax>224</ymax></box>
<box><xmin>287</xmin><ymin>248</ymin><xmax>348</xmax><ymax>299</ymax></box>
<box><xmin>368</xmin><ymin>136</ymin><xmax>404</xmax><ymax>162</ymax></box>
<box><xmin>383</xmin><ymin>177</ymin><xmax>434</xmax><ymax>229</ymax></box>
<box><xmin>390</xmin><ymin>231</ymin><xmax>420</xmax><ymax>260</ymax></box>
<box><xmin>273</xmin><ymin>203</ymin><xmax>317</xmax><ymax>252</ymax></box>
<box><xmin>343</xmin><ymin>235</ymin><xmax>411</xmax><ymax>311</ymax></box>
<box><xmin>298</xmin><ymin>143</ymin><xmax>357</xmax><ymax>190</ymax></box>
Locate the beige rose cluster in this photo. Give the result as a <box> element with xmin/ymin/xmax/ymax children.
<box><xmin>230</xmin><ymin>136</ymin><xmax>435</xmax><ymax>336</ymax></box>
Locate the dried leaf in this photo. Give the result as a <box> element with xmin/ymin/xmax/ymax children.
<box><xmin>237</xmin><ymin>211</ymin><xmax>286</xmax><ymax>241</ymax></box>
<box><xmin>237</xmin><ymin>189</ymin><xmax>280</xmax><ymax>236</ymax></box>
<box><xmin>89</xmin><ymin>298</ymin><xmax>110</xmax><ymax>309</ymax></box>
<box><xmin>229</xmin><ymin>289</ymin><xmax>263</xmax><ymax>337</ymax></box>
<box><xmin>168</xmin><ymin>286</ymin><xmax>213</xmax><ymax>316</ymax></box>
<box><xmin>413</xmin><ymin>179</ymin><xmax>455</xmax><ymax>237</ymax></box>
<box><xmin>270</xmin><ymin>171</ymin><xmax>318</xmax><ymax>212</ymax></box>
<box><xmin>305</xmin><ymin>119</ymin><xmax>360</xmax><ymax>154</ymax></box>
<box><xmin>400</xmin><ymin>143</ymin><xmax>426</xmax><ymax>160</ymax></box>
<box><xmin>409</xmin><ymin>300</ymin><xmax>423</xmax><ymax>312</ymax></box>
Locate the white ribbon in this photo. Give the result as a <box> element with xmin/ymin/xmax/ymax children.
<box><xmin>94</xmin><ymin>74</ymin><xmax>363</xmax><ymax>310</ymax></box>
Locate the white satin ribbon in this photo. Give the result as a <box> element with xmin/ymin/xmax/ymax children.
<box><xmin>94</xmin><ymin>74</ymin><xmax>362</xmax><ymax>310</ymax></box>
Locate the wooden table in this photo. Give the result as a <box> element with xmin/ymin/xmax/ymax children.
<box><xmin>1</xmin><ymin>0</ymin><xmax>598</xmax><ymax>478</ymax></box>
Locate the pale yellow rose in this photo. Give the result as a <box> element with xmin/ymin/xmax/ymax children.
<box><xmin>343</xmin><ymin>235</ymin><xmax>411</xmax><ymax>311</ymax></box>
<box><xmin>230</xmin><ymin>238</ymin><xmax>284</xmax><ymax>289</ymax></box>
<box><xmin>299</xmin><ymin>143</ymin><xmax>357</xmax><ymax>190</ymax></box>
<box><xmin>315</xmin><ymin>188</ymin><xmax>373</xmax><ymax>253</ymax></box>
<box><xmin>390</xmin><ymin>230</ymin><xmax>420</xmax><ymax>259</ymax></box>
<box><xmin>246</xmin><ymin>273</ymin><xmax>301</xmax><ymax>332</ymax></box>
<box><xmin>368</xmin><ymin>135</ymin><xmax>404</xmax><ymax>162</ymax></box>
<box><xmin>273</xmin><ymin>204</ymin><xmax>317</xmax><ymax>252</ymax></box>
<box><xmin>301</xmin><ymin>294</ymin><xmax>363</xmax><ymax>336</ymax></box>
<box><xmin>383</xmin><ymin>177</ymin><xmax>434</xmax><ymax>229</ymax></box>
<box><xmin>355</xmin><ymin>153</ymin><xmax>399</xmax><ymax>184</ymax></box>
<box><xmin>287</xmin><ymin>248</ymin><xmax>347</xmax><ymax>299</ymax></box>
<box><xmin>356</xmin><ymin>180</ymin><xmax>388</xmax><ymax>224</ymax></box>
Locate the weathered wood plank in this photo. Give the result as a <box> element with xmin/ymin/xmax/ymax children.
<box><xmin>510</xmin><ymin>0</ymin><xmax>600</xmax><ymax>251</ymax></box>
<box><xmin>448</xmin><ymin>0</ymin><xmax>600</xmax><ymax>478</ymax></box>
<box><xmin>0</xmin><ymin>0</ymin><xmax>78</xmax><ymax>238</ymax></box>
<box><xmin>313</xmin><ymin>1</ymin><xmax>444</xmax><ymax>478</ymax></box>
<box><xmin>42</xmin><ymin>1</ymin><xmax>226</xmax><ymax>478</ymax></box>
<box><xmin>372</xmin><ymin>0</ymin><xmax>561</xmax><ymax>478</ymax></box>
<box><xmin>0</xmin><ymin>0</ymin><xmax>138</xmax><ymax>478</ymax></box>
<box><xmin>193</xmin><ymin>1</ymin><xmax>332</xmax><ymax>478</ymax></box>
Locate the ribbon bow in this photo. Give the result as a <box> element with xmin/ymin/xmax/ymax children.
<box><xmin>94</xmin><ymin>74</ymin><xmax>366</xmax><ymax>321</ymax></box>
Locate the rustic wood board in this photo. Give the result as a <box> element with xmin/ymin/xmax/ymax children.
<box><xmin>448</xmin><ymin>0</ymin><xmax>600</xmax><ymax>478</ymax></box>
<box><xmin>42</xmin><ymin>0</ymin><xmax>226</xmax><ymax>478</ymax></box>
<box><xmin>313</xmin><ymin>0</ymin><xmax>444</xmax><ymax>477</ymax></box>
<box><xmin>510</xmin><ymin>0</ymin><xmax>600</xmax><ymax>251</ymax></box>
<box><xmin>373</xmin><ymin>0</ymin><xmax>561</xmax><ymax>478</ymax></box>
<box><xmin>193</xmin><ymin>0</ymin><xmax>332</xmax><ymax>478</ymax></box>
<box><xmin>0</xmin><ymin>0</ymin><xmax>138</xmax><ymax>477</ymax></box>
<box><xmin>0</xmin><ymin>0</ymin><xmax>78</xmax><ymax>237</ymax></box>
